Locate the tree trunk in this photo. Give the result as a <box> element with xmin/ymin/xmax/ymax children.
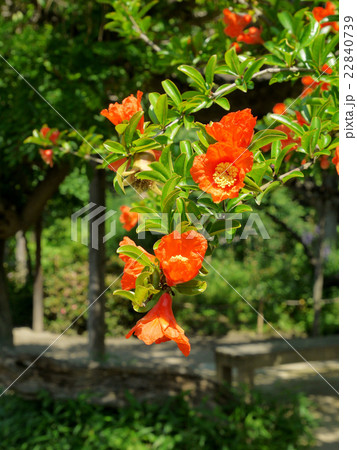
<box><xmin>312</xmin><ymin>202</ymin><xmax>327</xmax><ymax>336</ymax></box>
<box><xmin>15</xmin><ymin>230</ymin><xmax>30</xmax><ymax>284</ymax></box>
<box><xmin>88</xmin><ymin>165</ymin><xmax>106</xmax><ymax>360</ymax></box>
<box><xmin>0</xmin><ymin>239</ymin><xmax>13</xmax><ymax>349</ymax></box>
<box><xmin>32</xmin><ymin>218</ymin><xmax>44</xmax><ymax>332</ymax></box>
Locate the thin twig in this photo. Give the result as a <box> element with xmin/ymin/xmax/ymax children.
<box><xmin>260</xmin><ymin>160</ymin><xmax>315</xmax><ymax>191</ymax></box>
<box><xmin>128</xmin><ymin>15</ymin><xmax>162</xmax><ymax>52</ymax></box>
<box><xmin>211</xmin><ymin>66</ymin><xmax>311</xmax><ymax>99</ymax></box>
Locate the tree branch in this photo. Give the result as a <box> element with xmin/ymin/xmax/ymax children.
<box><xmin>211</xmin><ymin>66</ymin><xmax>311</xmax><ymax>99</ymax></box>
<box><xmin>128</xmin><ymin>14</ymin><xmax>162</xmax><ymax>52</ymax></box>
<box><xmin>260</xmin><ymin>160</ymin><xmax>315</xmax><ymax>192</ymax></box>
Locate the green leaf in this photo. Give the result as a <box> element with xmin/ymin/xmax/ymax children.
<box><xmin>150</xmin><ymin>161</ymin><xmax>171</xmax><ymax>179</ymax></box>
<box><xmin>162</xmin><ymin>80</ymin><xmax>182</xmax><ymax>106</ymax></box>
<box><xmin>135</xmin><ymin>170</ymin><xmax>167</xmax><ymax>183</ymax></box>
<box><xmin>224</xmin><ymin>47</ymin><xmax>240</xmax><ymax>74</ymax></box>
<box><xmin>132</xmin><ymin>137</ymin><xmax>161</xmax><ymax>153</ymax></box>
<box><xmin>178</xmin><ymin>65</ymin><xmax>207</xmax><ymax>90</ymax></box>
<box><xmin>300</xmin><ymin>13</ymin><xmax>320</xmax><ymax>47</ymax></box>
<box><xmin>270</xmin><ymin>114</ymin><xmax>304</xmax><ymax>137</ymax></box>
<box><xmin>278</xmin><ymin>11</ymin><xmax>295</xmax><ymax>33</ymax></box>
<box><xmin>117</xmin><ymin>245</ymin><xmax>154</xmax><ymax>267</ymax></box>
<box><xmin>249</xmin><ymin>161</ymin><xmax>272</xmax><ymax>185</ymax></box>
<box><xmin>174</xmin><ymin>153</ymin><xmax>187</xmax><ymax>176</ymax></box>
<box><xmin>274</xmin><ymin>143</ymin><xmax>296</xmax><ymax>174</ymax></box>
<box><xmin>174</xmin><ymin>279</ymin><xmax>207</xmax><ymax>295</ymax></box>
<box><xmin>125</xmin><ymin>111</ymin><xmax>144</xmax><ymax>146</ymax></box>
<box><xmin>179</xmin><ymin>140</ymin><xmax>192</xmax><ymax>158</ymax></box>
<box><xmin>205</xmin><ymin>55</ymin><xmax>217</xmax><ymax>85</ymax></box>
<box><xmin>154</xmin><ymin>94</ymin><xmax>168</xmax><ymax>125</ymax></box>
<box><xmin>250</xmin><ymin>129</ymin><xmax>288</xmax><ymax>152</ymax></box>
<box><xmin>136</xmin><ymin>219</ymin><xmax>167</xmax><ymax>234</ymax></box>
<box><xmin>103</xmin><ymin>140</ymin><xmax>127</xmax><ymax>155</ymax></box>
<box><xmin>214</xmin><ymin>97</ymin><xmax>230</xmax><ymax>110</ymax></box>
<box><xmin>310</xmin><ymin>34</ymin><xmax>325</xmax><ymax>69</ymax></box>
<box><xmin>113</xmin><ymin>290</ymin><xmax>135</xmax><ymax>301</ymax></box>
<box><xmin>113</xmin><ymin>160</ymin><xmax>128</xmax><ymax>194</ymax></box>
<box><xmin>161</xmin><ymin>175</ymin><xmax>182</xmax><ymax>208</ymax></box>
<box><xmin>130</xmin><ymin>206</ymin><xmax>159</xmax><ymax>215</ymax></box>
<box><xmin>159</xmin><ymin>146</ymin><xmax>173</xmax><ymax>173</ymax></box>
<box><xmin>162</xmin><ymin>188</ymin><xmax>181</xmax><ymax>214</ymax></box>
<box><xmin>256</xmin><ymin>181</ymin><xmax>280</xmax><ymax>205</ymax></box>
<box><xmin>244</xmin><ymin>176</ymin><xmax>262</xmax><ymax>193</ymax></box>
<box><xmin>281</xmin><ymin>171</ymin><xmax>304</xmax><ymax>183</ymax></box>
<box><xmin>208</xmin><ymin>219</ymin><xmax>241</xmax><ymax>236</ymax></box>
<box><xmin>244</xmin><ymin>58</ymin><xmax>265</xmax><ymax>83</ymax></box>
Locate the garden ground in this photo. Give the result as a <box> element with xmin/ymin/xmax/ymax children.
<box><xmin>11</xmin><ymin>327</ymin><xmax>338</xmax><ymax>449</ymax></box>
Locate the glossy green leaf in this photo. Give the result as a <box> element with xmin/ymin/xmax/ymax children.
<box><xmin>154</xmin><ymin>94</ymin><xmax>168</xmax><ymax>125</ymax></box>
<box><xmin>103</xmin><ymin>140</ymin><xmax>126</xmax><ymax>155</ymax></box>
<box><xmin>125</xmin><ymin>111</ymin><xmax>144</xmax><ymax>146</ymax></box>
<box><xmin>281</xmin><ymin>171</ymin><xmax>304</xmax><ymax>183</ymax></box>
<box><xmin>205</xmin><ymin>54</ymin><xmax>217</xmax><ymax>85</ymax></box>
<box><xmin>162</xmin><ymin>80</ymin><xmax>182</xmax><ymax>106</ymax></box>
<box><xmin>178</xmin><ymin>65</ymin><xmax>207</xmax><ymax>90</ymax></box>
<box><xmin>250</xmin><ymin>129</ymin><xmax>288</xmax><ymax>152</ymax></box>
<box><xmin>117</xmin><ymin>245</ymin><xmax>154</xmax><ymax>267</ymax></box>
<box><xmin>278</xmin><ymin>11</ymin><xmax>295</xmax><ymax>33</ymax></box>
<box><xmin>270</xmin><ymin>114</ymin><xmax>304</xmax><ymax>137</ymax></box>
<box><xmin>174</xmin><ymin>279</ymin><xmax>207</xmax><ymax>295</ymax></box>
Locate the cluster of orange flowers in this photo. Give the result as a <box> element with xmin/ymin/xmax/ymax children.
<box><xmin>264</xmin><ymin>103</ymin><xmax>339</xmax><ymax>173</ymax></box>
<box><xmin>120</xmin><ymin>231</ymin><xmax>208</xmax><ymax>356</ymax></box>
<box><xmin>223</xmin><ymin>9</ymin><xmax>263</xmax><ymax>52</ymax></box>
<box><xmin>191</xmin><ymin>109</ymin><xmax>256</xmax><ymax>202</ymax></box>
<box><xmin>312</xmin><ymin>1</ymin><xmax>338</xmax><ymax>31</ymax></box>
<box><xmin>39</xmin><ymin>126</ymin><xmax>60</xmax><ymax>167</ymax></box>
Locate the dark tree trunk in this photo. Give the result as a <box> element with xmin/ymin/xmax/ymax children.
<box><xmin>32</xmin><ymin>218</ymin><xmax>44</xmax><ymax>332</ymax></box>
<box><xmin>0</xmin><ymin>239</ymin><xmax>13</xmax><ymax>349</ymax></box>
<box><xmin>88</xmin><ymin>165</ymin><xmax>106</xmax><ymax>360</ymax></box>
<box><xmin>312</xmin><ymin>202</ymin><xmax>327</xmax><ymax>337</ymax></box>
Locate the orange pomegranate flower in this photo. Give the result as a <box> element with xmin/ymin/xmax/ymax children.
<box><xmin>101</xmin><ymin>91</ymin><xmax>144</xmax><ymax>133</ymax></box>
<box><xmin>231</xmin><ymin>41</ymin><xmax>241</xmax><ymax>53</ymax></box>
<box><xmin>39</xmin><ymin>149</ymin><xmax>54</xmax><ymax>167</ymax></box>
<box><xmin>126</xmin><ymin>293</ymin><xmax>191</xmax><ymax>357</ymax></box>
<box><xmin>332</xmin><ymin>146</ymin><xmax>339</xmax><ymax>174</ymax></box>
<box><xmin>321</xmin><ymin>64</ymin><xmax>333</xmax><ymax>75</ymax></box>
<box><xmin>205</xmin><ymin>109</ymin><xmax>257</xmax><ymax>147</ymax></box>
<box><xmin>119</xmin><ymin>237</ymin><xmax>156</xmax><ymax>290</ymax></box>
<box><xmin>301</xmin><ymin>76</ymin><xmax>330</xmax><ymax>97</ymax></box>
<box><xmin>320</xmin><ymin>155</ymin><xmax>330</xmax><ymax>169</ymax></box>
<box><xmin>119</xmin><ymin>206</ymin><xmax>139</xmax><ymax>231</ymax></box>
<box><xmin>154</xmin><ymin>230</ymin><xmax>208</xmax><ymax>286</ymax></box>
<box><xmin>190</xmin><ymin>142</ymin><xmax>254</xmax><ymax>202</ymax></box>
<box><xmin>295</xmin><ymin>111</ymin><xmax>308</xmax><ymax>126</ymax></box>
<box><xmin>40</xmin><ymin>126</ymin><xmax>60</xmax><ymax>145</ymax></box>
<box><xmin>237</xmin><ymin>26</ymin><xmax>264</xmax><ymax>45</ymax></box>
<box><xmin>313</xmin><ymin>2</ymin><xmax>338</xmax><ymax>31</ymax></box>
<box><xmin>272</xmin><ymin>103</ymin><xmax>286</xmax><ymax>115</ymax></box>
<box><xmin>223</xmin><ymin>9</ymin><xmax>252</xmax><ymax>38</ymax></box>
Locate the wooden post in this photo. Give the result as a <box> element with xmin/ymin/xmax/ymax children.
<box><xmin>88</xmin><ymin>164</ymin><xmax>106</xmax><ymax>361</ymax></box>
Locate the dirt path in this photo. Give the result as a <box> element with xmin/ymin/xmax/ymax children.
<box><xmin>11</xmin><ymin>327</ymin><xmax>338</xmax><ymax>449</ymax></box>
